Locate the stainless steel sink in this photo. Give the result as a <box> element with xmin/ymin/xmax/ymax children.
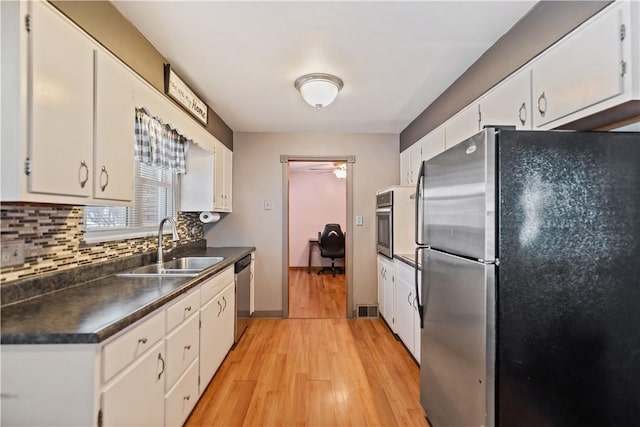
<box><xmin>162</xmin><ymin>257</ymin><xmax>224</xmax><ymax>271</ymax></box>
<box><xmin>117</xmin><ymin>256</ymin><xmax>224</xmax><ymax>278</ymax></box>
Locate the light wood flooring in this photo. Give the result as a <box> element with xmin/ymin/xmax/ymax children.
<box><xmin>288</xmin><ymin>269</ymin><xmax>347</xmax><ymax>319</ymax></box>
<box><xmin>186</xmin><ymin>318</ymin><xmax>428</xmax><ymax>427</ymax></box>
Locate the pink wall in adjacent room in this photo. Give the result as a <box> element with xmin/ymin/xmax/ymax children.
<box><xmin>289</xmin><ymin>171</ymin><xmax>346</xmax><ymax>267</ymax></box>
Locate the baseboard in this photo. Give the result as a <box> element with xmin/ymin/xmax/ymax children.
<box><xmin>251</xmin><ymin>310</ymin><xmax>283</xmax><ymax>318</ymax></box>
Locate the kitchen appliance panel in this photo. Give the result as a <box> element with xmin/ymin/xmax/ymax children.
<box><xmin>424</xmin><ymin>130</ymin><xmax>495</xmax><ymax>261</ymax></box>
<box><xmin>420</xmin><ymin>249</ymin><xmax>495</xmax><ymax>427</ymax></box>
<box><xmin>496</xmin><ymin>130</ymin><xmax>640</xmax><ymax>426</ymax></box>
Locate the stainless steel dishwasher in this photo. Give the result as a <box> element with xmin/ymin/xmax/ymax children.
<box><xmin>234</xmin><ymin>254</ymin><xmax>252</xmax><ymax>343</ymax></box>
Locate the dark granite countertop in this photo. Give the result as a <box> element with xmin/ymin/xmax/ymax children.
<box><xmin>1</xmin><ymin>247</ymin><xmax>255</xmax><ymax>345</ymax></box>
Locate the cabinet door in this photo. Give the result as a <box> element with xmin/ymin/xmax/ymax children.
<box><xmin>394</xmin><ymin>270</ymin><xmax>414</xmax><ymax>355</ymax></box>
<box><xmin>181</xmin><ymin>143</ymin><xmax>214</xmax><ymax>211</ymax></box>
<box><xmin>165</xmin><ymin>313</ymin><xmax>199</xmax><ymax>391</ymax></box>
<box><xmin>377</xmin><ymin>256</ymin><xmax>385</xmax><ymax>320</ymax></box>
<box><xmin>29</xmin><ymin>0</ymin><xmax>94</xmax><ymax>198</ymax></box>
<box><xmin>480</xmin><ymin>68</ymin><xmax>532</xmax><ymax>130</ymax></box>
<box><xmin>101</xmin><ymin>341</ymin><xmax>165</xmax><ymax>427</ymax></box>
<box><xmin>213</xmin><ymin>142</ymin><xmax>226</xmax><ymax>211</ymax></box>
<box><xmin>445</xmin><ymin>103</ymin><xmax>480</xmax><ymax>149</ymax></box>
<box><xmin>224</xmin><ymin>148</ymin><xmax>233</xmax><ymax>211</ymax></box>
<box><xmin>421</xmin><ymin>126</ymin><xmax>446</xmax><ymax>162</ymax></box>
<box><xmin>400</xmin><ymin>150</ymin><xmax>411</xmax><ymax>186</ymax></box>
<box><xmin>199</xmin><ymin>282</ymin><xmax>234</xmax><ymax>392</ymax></box>
<box><xmin>531</xmin><ymin>3</ymin><xmax>624</xmax><ymax>129</ymax></box>
<box><xmin>94</xmin><ymin>50</ymin><xmax>135</xmax><ymax>203</ymax></box>
<box><xmin>379</xmin><ymin>256</ymin><xmax>395</xmax><ymax>329</ymax></box>
<box><xmin>408</xmin><ymin>143</ymin><xmax>422</xmax><ymax>186</ymax></box>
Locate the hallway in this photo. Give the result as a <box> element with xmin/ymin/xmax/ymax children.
<box><xmin>288</xmin><ymin>269</ymin><xmax>347</xmax><ymax>319</ymax></box>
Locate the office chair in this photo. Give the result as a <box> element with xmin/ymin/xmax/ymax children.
<box><xmin>317</xmin><ymin>224</ymin><xmax>345</xmax><ymax>277</ymax></box>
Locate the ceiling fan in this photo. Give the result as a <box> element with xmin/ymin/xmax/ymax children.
<box><xmin>307</xmin><ymin>162</ymin><xmax>347</xmax><ymax>179</ymax></box>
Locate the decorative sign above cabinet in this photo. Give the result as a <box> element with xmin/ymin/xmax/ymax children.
<box><xmin>164</xmin><ymin>64</ymin><xmax>208</xmax><ymax>125</ymax></box>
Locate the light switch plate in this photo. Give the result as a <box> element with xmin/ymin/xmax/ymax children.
<box><xmin>1</xmin><ymin>241</ymin><xmax>25</xmax><ymax>267</ymax></box>
<box><xmin>356</xmin><ymin>215</ymin><xmax>364</xmax><ymax>226</ymax></box>
<box><xmin>264</xmin><ymin>200</ymin><xmax>272</xmax><ymax>210</ymax></box>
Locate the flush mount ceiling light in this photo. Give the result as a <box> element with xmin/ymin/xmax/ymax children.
<box><xmin>294</xmin><ymin>73</ymin><xmax>344</xmax><ymax>109</ymax></box>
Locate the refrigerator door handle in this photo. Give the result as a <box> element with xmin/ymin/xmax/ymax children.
<box><xmin>414</xmin><ymin>246</ymin><xmax>425</xmax><ymax>328</ymax></box>
<box><xmin>415</xmin><ymin>160</ymin><xmax>426</xmax><ymax>246</ymax></box>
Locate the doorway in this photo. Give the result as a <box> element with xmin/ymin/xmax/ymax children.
<box><xmin>283</xmin><ymin>157</ymin><xmax>353</xmax><ymax>319</ymax></box>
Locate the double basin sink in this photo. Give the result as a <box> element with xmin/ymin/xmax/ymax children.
<box><xmin>117</xmin><ymin>257</ymin><xmax>224</xmax><ymax>278</ymax></box>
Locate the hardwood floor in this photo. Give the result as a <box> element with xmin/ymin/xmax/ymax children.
<box><xmin>186</xmin><ymin>318</ymin><xmax>428</xmax><ymax>427</ymax></box>
<box><xmin>288</xmin><ymin>269</ymin><xmax>347</xmax><ymax>319</ymax></box>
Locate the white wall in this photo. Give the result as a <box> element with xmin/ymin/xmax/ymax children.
<box><xmin>289</xmin><ymin>170</ymin><xmax>346</xmax><ymax>267</ymax></box>
<box><xmin>204</xmin><ymin>132</ymin><xmax>399</xmax><ymax>314</ymax></box>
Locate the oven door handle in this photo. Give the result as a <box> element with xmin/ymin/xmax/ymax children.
<box><xmin>376</xmin><ymin>207</ymin><xmax>392</xmax><ymax>213</ymax></box>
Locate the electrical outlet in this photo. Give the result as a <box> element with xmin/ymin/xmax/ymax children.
<box><xmin>1</xmin><ymin>241</ymin><xmax>25</xmax><ymax>267</ymax></box>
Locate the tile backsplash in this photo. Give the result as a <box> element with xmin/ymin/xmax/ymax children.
<box><xmin>0</xmin><ymin>204</ymin><xmax>203</xmax><ymax>283</ymax></box>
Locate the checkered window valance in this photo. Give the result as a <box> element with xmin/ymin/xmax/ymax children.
<box><xmin>134</xmin><ymin>108</ymin><xmax>187</xmax><ymax>174</ymax></box>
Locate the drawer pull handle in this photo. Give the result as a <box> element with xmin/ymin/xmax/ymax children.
<box><xmin>184</xmin><ymin>395</ymin><xmax>191</xmax><ymax>401</ymax></box>
<box><xmin>157</xmin><ymin>353</ymin><xmax>165</xmax><ymax>380</ymax></box>
<box><xmin>184</xmin><ymin>344</ymin><xmax>191</xmax><ymax>350</ymax></box>
<box><xmin>518</xmin><ymin>102</ymin><xmax>527</xmax><ymax>126</ymax></box>
<box><xmin>537</xmin><ymin>92</ymin><xmax>547</xmax><ymax>117</ymax></box>
<box><xmin>99</xmin><ymin>166</ymin><xmax>109</xmax><ymax>192</ymax></box>
<box><xmin>138</xmin><ymin>338</ymin><xmax>148</xmax><ymax>344</ymax></box>
<box><xmin>185</xmin><ymin>306</ymin><xmax>192</xmax><ymax>312</ymax></box>
<box><xmin>78</xmin><ymin>160</ymin><xmax>89</xmax><ymax>188</ymax></box>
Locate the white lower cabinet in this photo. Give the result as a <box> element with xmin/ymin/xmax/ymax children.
<box><xmin>101</xmin><ymin>341</ymin><xmax>166</xmax><ymax>427</ymax></box>
<box><xmin>377</xmin><ymin>254</ymin><xmax>394</xmax><ymax>328</ymax></box>
<box><xmin>165</xmin><ymin>313</ymin><xmax>200</xmax><ymax>390</ymax></box>
<box><xmin>395</xmin><ymin>259</ymin><xmax>422</xmax><ymax>362</ymax></box>
<box><xmin>165</xmin><ymin>359</ymin><xmax>199</xmax><ymax>427</ymax></box>
<box><xmin>199</xmin><ymin>282</ymin><xmax>235</xmax><ymax>393</ymax></box>
<box><xmin>394</xmin><ymin>261</ymin><xmax>415</xmax><ymax>356</ymax></box>
<box><xmin>0</xmin><ymin>264</ymin><xmax>241</xmax><ymax>427</ymax></box>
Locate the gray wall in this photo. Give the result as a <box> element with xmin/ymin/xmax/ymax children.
<box><xmin>50</xmin><ymin>0</ymin><xmax>234</xmax><ymax>150</ymax></box>
<box><xmin>204</xmin><ymin>132</ymin><xmax>399</xmax><ymax>314</ymax></box>
<box><xmin>400</xmin><ymin>1</ymin><xmax>611</xmax><ymax>151</ymax></box>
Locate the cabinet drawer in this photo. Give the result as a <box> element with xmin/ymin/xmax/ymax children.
<box><xmin>200</xmin><ymin>266</ymin><xmax>234</xmax><ymax>305</ymax></box>
<box><xmin>166</xmin><ymin>288</ymin><xmax>200</xmax><ymax>333</ymax></box>
<box><xmin>102</xmin><ymin>310</ymin><xmax>164</xmax><ymax>383</ymax></box>
<box><xmin>165</xmin><ymin>359</ymin><xmax>199</xmax><ymax>427</ymax></box>
<box><xmin>165</xmin><ymin>313</ymin><xmax>199</xmax><ymax>390</ymax></box>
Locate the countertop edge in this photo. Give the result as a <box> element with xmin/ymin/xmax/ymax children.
<box><xmin>1</xmin><ymin>246</ymin><xmax>256</xmax><ymax>345</ymax></box>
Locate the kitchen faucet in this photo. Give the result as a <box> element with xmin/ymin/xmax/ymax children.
<box><xmin>157</xmin><ymin>216</ymin><xmax>179</xmax><ymax>264</ymax></box>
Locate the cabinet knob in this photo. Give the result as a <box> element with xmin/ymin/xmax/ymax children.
<box><xmin>138</xmin><ymin>337</ymin><xmax>148</xmax><ymax>344</ymax></box>
<box><xmin>184</xmin><ymin>306</ymin><xmax>192</xmax><ymax>313</ymax></box>
<box><xmin>518</xmin><ymin>102</ymin><xmax>527</xmax><ymax>126</ymax></box>
<box><xmin>99</xmin><ymin>166</ymin><xmax>109</xmax><ymax>192</ymax></box>
<box><xmin>537</xmin><ymin>92</ymin><xmax>547</xmax><ymax>117</ymax></box>
<box><xmin>184</xmin><ymin>395</ymin><xmax>191</xmax><ymax>401</ymax></box>
<box><xmin>78</xmin><ymin>160</ymin><xmax>89</xmax><ymax>188</ymax></box>
<box><xmin>184</xmin><ymin>344</ymin><xmax>191</xmax><ymax>350</ymax></box>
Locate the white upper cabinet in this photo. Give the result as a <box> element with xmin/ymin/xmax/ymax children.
<box><xmin>421</xmin><ymin>125</ymin><xmax>446</xmax><ymax>162</ymax></box>
<box><xmin>532</xmin><ymin>1</ymin><xmax>633</xmax><ymax>129</ymax></box>
<box><xmin>480</xmin><ymin>68</ymin><xmax>532</xmax><ymax>130</ymax></box>
<box><xmin>400</xmin><ymin>142</ymin><xmax>422</xmax><ymax>186</ymax></box>
<box><xmin>214</xmin><ymin>141</ymin><xmax>233</xmax><ymax>212</ymax></box>
<box><xmin>400</xmin><ymin>149</ymin><xmax>411</xmax><ymax>186</ymax></box>
<box><xmin>181</xmin><ymin>141</ymin><xmax>232</xmax><ymax>213</ymax></box>
<box><xmin>94</xmin><ymin>50</ymin><xmax>135</xmax><ymax>203</ymax></box>
<box><xmin>29</xmin><ymin>0</ymin><xmax>94</xmax><ymax>199</ymax></box>
<box><xmin>445</xmin><ymin>103</ymin><xmax>481</xmax><ymax>149</ymax></box>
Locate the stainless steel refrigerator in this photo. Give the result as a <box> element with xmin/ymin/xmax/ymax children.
<box><xmin>414</xmin><ymin>127</ymin><xmax>640</xmax><ymax>427</ymax></box>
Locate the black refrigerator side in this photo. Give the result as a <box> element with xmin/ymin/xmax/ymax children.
<box><xmin>496</xmin><ymin>130</ymin><xmax>640</xmax><ymax>426</ymax></box>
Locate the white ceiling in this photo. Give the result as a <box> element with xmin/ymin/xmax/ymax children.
<box><xmin>113</xmin><ymin>1</ymin><xmax>537</xmax><ymax>134</ymax></box>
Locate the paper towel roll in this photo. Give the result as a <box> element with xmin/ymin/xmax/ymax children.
<box><xmin>199</xmin><ymin>211</ymin><xmax>221</xmax><ymax>223</ymax></box>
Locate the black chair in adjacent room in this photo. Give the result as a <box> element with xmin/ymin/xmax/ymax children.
<box><xmin>317</xmin><ymin>223</ymin><xmax>345</xmax><ymax>277</ymax></box>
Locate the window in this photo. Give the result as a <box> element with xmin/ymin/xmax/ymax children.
<box><xmin>84</xmin><ymin>162</ymin><xmax>178</xmax><ymax>242</ymax></box>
